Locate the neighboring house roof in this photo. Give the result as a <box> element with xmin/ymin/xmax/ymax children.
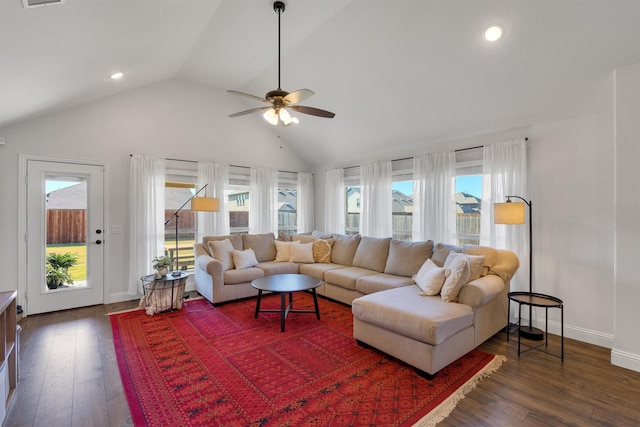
<box><xmin>46</xmin><ymin>183</ymin><xmax>86</xmax><ymax>209</ymax></box>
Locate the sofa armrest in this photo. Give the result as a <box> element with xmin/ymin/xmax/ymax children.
<box><xmin>194</xmin><ymin>243</ymin><xmax>224</xmax><ymax>304</ymax></box>
<box><xmin>457</xmin><ymin>274</ymin><xmax>505</xmax><ymax>308</ymax></box>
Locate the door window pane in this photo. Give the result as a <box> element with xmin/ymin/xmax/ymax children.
<box><xmin>45</xmin><ymin>178</ymin><xmax>87</xmax><ymax>289</ymax></box>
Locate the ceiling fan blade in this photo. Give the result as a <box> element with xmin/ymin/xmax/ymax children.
<box><xmin>227</xmin><ymin>90</ymin><xmax>269</xmax><ymax>103</ymax></box>
<box><xmin>283</xmin><ymin>89</ymin><xmax>314</xmax><ymax>105</ymax></box>
<box><xmin>229</xmin><ymin>107</ymin><xmax>271</xmax><ymax>118</ymax></box>
<box><xmin>290</xmin><ymin>105</ymin><xmax>335</xmax><ymax>118</ymax></box>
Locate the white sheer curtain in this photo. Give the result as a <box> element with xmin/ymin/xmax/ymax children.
<box><xmin>297</xmin><ymin>172</ymin><xmax>314</xmax><ymax>233</ymax></box>
<box><xmin>360</xmin><ymin>161</ymin><xmax>392</xmax><ymax>237</ymax></box>
<box><xmin>324</xmin><ymin>168</ymin><xmax>345</xmax><ymax>234</ymax></box>
<box><xmin>249</xmin><ymin>167</ymin><xmax>279</xmax><ymax>234</ymax></box>
<box><xmin>412</xmin><ymin>151</ymin><xmax>457</xmax><ymax>243</ymax></box>
<box><xmin>197</xmin><ymin>162</ymin><xmax>230</xmax><ymax>240</ymax></box>
<box><xmin>128</xmin><ymin>155</ymin><xmax>165</xmax><ymax>295</ymax></box>
<box><xmin>480</xmin><ymin>138</ymin><xmax>528</xmax><ymax>290</ymax></box>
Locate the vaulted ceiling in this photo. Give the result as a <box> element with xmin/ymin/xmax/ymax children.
<box><xmin>1</xmin><ymin>0</ymin><xmax>639</xmax><ymax>167</ymax></box>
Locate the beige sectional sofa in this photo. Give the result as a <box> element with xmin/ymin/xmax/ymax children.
<box><xmin>193</xmin><ymin>231</ymin><xmax>519</xmax><ymax>375</ymax></box>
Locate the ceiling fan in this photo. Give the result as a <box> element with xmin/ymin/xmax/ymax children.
<box><xmin>228</xmin><ymin>1</ymin><xmax>335</xmax><ymax>126</ymax></box>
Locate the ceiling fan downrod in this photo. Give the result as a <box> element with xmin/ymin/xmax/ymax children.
<box><xmin>274</xmin><ymin>1</ymin><xmax>285</xmax><ymax>91</ymax></box>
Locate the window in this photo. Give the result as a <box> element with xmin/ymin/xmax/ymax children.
<box><xmin>391</xmin><ymin>158</ymin><xmax>414</xmax><ymax>241</ymax></box>
<box><xmin>345</xmin><ymin>184</ymin><xmax>360</xmax><ymax>235</ymax></box>
<box><xmin>455</xmin><ymin>149</ymin><xmax>483</xmax><ymax>245</ymax></box>
<box><xmin>278</xmin><ymin>187</ymin><xmax>297</xmax><ymax>234</ymax></box>
<box><xmin>164</xmin><ymin>171</ymin><xmax>198</xmax><ymax>270</ymax></box>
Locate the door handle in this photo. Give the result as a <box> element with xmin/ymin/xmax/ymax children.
<box><xmin>91</xmin><ymin>240</ymin><xmax>102</xmax><ymax>245</ymax></box>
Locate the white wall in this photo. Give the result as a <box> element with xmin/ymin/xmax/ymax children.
<box><xmin>314</xmin><ymin>70</ymin><xmax>640</xmax><ymax>371</ymax></box>
<box><xmin>613</xmin><ymin>63</ymin><xmax>640</xmax><ymax>372</ymax></box>
<box><xmin>0</xmin><ymin>78</ymin><xmax>310</xmax><ymax>307</ymax></box>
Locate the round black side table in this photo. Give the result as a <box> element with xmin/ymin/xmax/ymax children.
<box><xmin>507</xmin><ymin>291</ymin><xmax>564</xmax><ymax>361</ymax></box>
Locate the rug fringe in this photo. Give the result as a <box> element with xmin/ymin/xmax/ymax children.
<box><xmin>413</xmin><ymin>355</ymin><xmax>507</xmax><ymax>427</ymax></box>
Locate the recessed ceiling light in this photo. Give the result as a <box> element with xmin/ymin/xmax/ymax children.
<box><xmin>484</xmin><ymin>25</ymin><xmax>504</xmax><ymax>42</ymax></box>
<box><xmin>110</xmin><ymin>72</ymin><xmax>124</xmax><ymax>80</ymax></box>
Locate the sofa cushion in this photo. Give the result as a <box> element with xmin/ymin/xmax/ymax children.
<box><xmin>384</xmin><ymin>239</ymin><xmax>434</xmax><ymax>277</ymax></box>
<box><xmin>330</xmin><ymin>234</ymin><xmax>361</xmax><ymax>266</ymax></box>
<box><xmin>431</xmin><ymin>242</ymin><xmax>462</xmax><ymax>267</ymax></box>
<box><xmin>299</xmin><ymin>263</ymin><xmax>347</xmax><ymax>280</ymax></box>
<box><xmin>223</xmin><ymin>267</ymin><xmax>264</xmax><ymax>285</ymax></box>
<box><xmin>274</xmin><ymin>240</ymin><xmax>298</xmax><ymax>262</ymax></box>
<box><xmin>352</xmin><ymin>286</ymin><xmax>474</xmax><ymax>346</ymax></box>
<box><xmin>312</xmin><ymin>230</ymin><xmax>334</xmax><ymax>239</ymax></box>
<box><xmin>312</xmin><ymin>239</ymin><xmax>334</xmax><ymax>263</ymax></box>
<box><xmin>208</xmin><ymin>239</ymin><xmax>235</xmax><ymax>271</ymax></box>
<box><xmin>232</xmin><ymin>248</ymin><xmax>259</xmax><ymax>270</ymax></box>
<box><xmin>292</xmin><ymin>234</ymin><xmax>316</xmax><ymax>244</ymax></box>
<box><xmin>242</xmin><ymin>233</ymin><xmax>276</xmax><ymax>262</ymax></box>
<box><xmin>441</xmin><ymin>252</ymin><xmax>471</xmax><ymax>302</ymax></box>
<box><xmin>352</xmin><ymin>236</ymin><xmax>391</xmax><ymax>273</ymax></box>
<box><xmin>325</xmin><ymin>266</ymin><xmax>378</xmax><ymax>291</ymax></box>
<box><xmin>463</xmin><ymin>245</ymin><xmax>498</xmax><ymax>277</ymax></box>
<box><xmin>355</xmin><ymin>273</ymin><xmax>414</xmax><ymax>295</ymax></box>
<box><xmin>414</xmin><ymin>259</ymin><xmax>449</xmax><ymax>296</ymax></box>
<box><xmin>289</xmin><ymin>242</ymin><xmax>315</xmax><ymax>263</ymax></box>
<box><xmin>203</xmin><ymin>234</ymin><xmax>243</xmax><ymax>255</ymax></box>
<box><xmin>256</xmin><ymin>261</ymin><xmax>300</xmax><ymax>275</ymax></box>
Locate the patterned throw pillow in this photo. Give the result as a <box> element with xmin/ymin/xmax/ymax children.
<box><xmin>312</xmin><ymin>239</ymin><xmax>334</xmax><ymax>263</ymax></box>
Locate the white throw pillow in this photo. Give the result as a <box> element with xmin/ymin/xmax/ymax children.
<box><xmin>414</xmin><ymin>259</ymin><xmax>450</xmax><ymax>296</ymax></box>
<box><xmin>441</xmin><ymin>252</ymin><xmax>470</xmax><ymax>302</ymax></box>
<box><xmin>208</xmin><ymin>239</ymin><xmax>235</xmax><ymax>271</ymax></box>
<box><xmin>289</xmin><ymin>242</ymin><xmax>315</xmax><ymax>263</ymax></box>
<box><xmin>232</xmin><ymin>248</ymin><xmax>259</xmax><ymax>270</ymax></box>
<box><xmin>274</xmin><ymin>240</ymin><xmax>299</xmax><ymax>262</ymax></box>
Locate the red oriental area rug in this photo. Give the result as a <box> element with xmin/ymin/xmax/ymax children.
<box><xmin>110</xmin><ymin>293</ymin><xmax>504</xmax><ymax>427</ymax></box>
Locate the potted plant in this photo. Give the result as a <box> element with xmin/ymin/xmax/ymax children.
<box><xmin>45</xmin><ymin>263</ymin><xmax>72</xmax><ymax>289</ymax></box>
<box><xmin>152</xmin><ymin>255</ymin><xmax>172</xmax><ymax>278</ymax></box>
<box><xmin>46</xmin><ymin>252</ymin><xmax>79</xmax><ymax>271</ymax></box>
<box><xmin>45</xmin><ymin>252</ymin><xmax>78</xmax><ymax>289</ymax></box>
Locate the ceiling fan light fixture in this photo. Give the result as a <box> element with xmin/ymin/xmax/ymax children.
<box><xmin>263</xmin><ymin>108</ymin><xmax>279</xmax><ymax>125</ymax></box>
<box><xmin>279</xmin><ymin>108</ymin><xmax>293</xmax><ymax>125</ymax></box>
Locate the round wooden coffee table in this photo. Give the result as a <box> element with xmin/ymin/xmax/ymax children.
<box><xmin>251</xmin><ymin>274</ymin><xmax>322</xmax><ymax>332</ymax></box>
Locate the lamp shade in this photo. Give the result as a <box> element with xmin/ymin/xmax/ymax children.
<box><xmin>191</xmin><ymin>197</ymin><xmax>220</xmax><ymax>212</ymax></box>
<box><xmin>494</xmin><ymin>202</ymin><xmax>525</xmax><ymax>224</ymax></box>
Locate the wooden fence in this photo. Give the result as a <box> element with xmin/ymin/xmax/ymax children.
<box><xmin>46</xmin><ymin>209</ymin><xmax>86</xmax><ymax>244</ymax></box>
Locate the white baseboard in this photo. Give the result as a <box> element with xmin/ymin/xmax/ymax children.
<box><xmin>517</xmin><ymin>316</ymin><xmax>615</xmax><ymax>349</ymax></box>
<box><xmin>611</xmin><ymin>348</ymin><xmax>640</xmax><ymax>373</ymax></box>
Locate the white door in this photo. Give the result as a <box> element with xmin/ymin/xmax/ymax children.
<box><xmin>26</xmin><ymin>159</ymin><xmax>105</xmax><ymax>314</ymax></box>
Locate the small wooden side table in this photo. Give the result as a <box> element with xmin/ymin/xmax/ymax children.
<box><xmin>507</xmin><ymin>291</ymin><xmax>564</xmax><ymax>361</ymax></box>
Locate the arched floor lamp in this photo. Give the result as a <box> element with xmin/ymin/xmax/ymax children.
<box><xmin>165</xmin><ymin>183</ymin><xmax>219</xmax><ymax>271</ymax></box>
<box><xmin>494</xmin><ymin>196</ymin><xmax>544</xmax><ymax>341</ymax></box>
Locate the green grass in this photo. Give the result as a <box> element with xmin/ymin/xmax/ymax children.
<box><xmin>45</xmin><ymin>239</ymin><xmax>197</xmax><ymax>282</ymax></box>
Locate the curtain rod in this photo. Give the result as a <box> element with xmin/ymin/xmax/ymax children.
<box><xmin>129</xmin><ymin>154</ymin><xmax>301</xmax><ymax>175</ymax></box>
<box><xmin>337</xmin><ymin>137</ymin><xmax>528</xmax><ymax>171</ymax></box>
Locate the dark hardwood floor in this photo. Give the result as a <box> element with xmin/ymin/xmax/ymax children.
<box><xmin>6</xmin><ymin>295</ymin><xmax>640</xmax><ymax>427</ymax></box>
